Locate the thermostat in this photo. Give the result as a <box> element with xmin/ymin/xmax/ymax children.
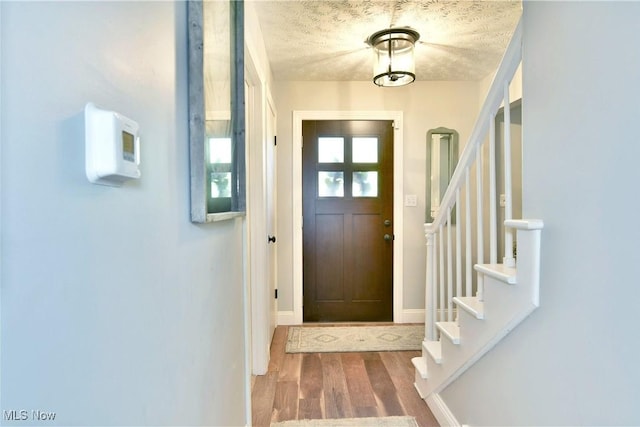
<box><xmin>85</xmin><ymin>102</ymin><xmax>141</xmax><ymax>186</ymax></box>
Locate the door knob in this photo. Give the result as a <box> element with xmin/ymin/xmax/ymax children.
<box><xmin>268</xmin><ymin>235</ymin><xmax>276</xmax><ymax>243</ymax></box>
<box><xmin>383</xmin><ymin>234</ymin><xmax>392</xmax><ymax>241</ymax></box>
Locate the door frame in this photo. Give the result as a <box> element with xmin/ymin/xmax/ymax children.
<box><xmin>292</xmin><ymin>111</ymin><xmax>405</xmax><ymax>324</ymax></box>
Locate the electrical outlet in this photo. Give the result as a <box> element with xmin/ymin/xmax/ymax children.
<box><xmin>405</xmin><ymin>194</ymin><xmax>418</xmax><ymax>207</ymax></box>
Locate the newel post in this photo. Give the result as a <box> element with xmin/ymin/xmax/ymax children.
<box><xmin>425</xmin><ymin>224</ymin><xmax>436</xmax><ymax>341</ymax></box>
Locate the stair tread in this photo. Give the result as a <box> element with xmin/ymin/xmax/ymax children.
<box><xmin>453</xmin><ymin>296</ymin><xmax>484</xmax><ymax>319</ymax></box>
<box><xmin>411</xmin><ymin>356</ymin><xmax>428</xmax><ymax>379</ymax></box>
<box><xmin>436</xmin><ymin>321</ymin><xmax>460</xmax><ymax>344</ymax></box>
<box><xmin>475</xmin><ymin>263</ymin><xmax>517</xmax><ymax>284</ymax></box>
<box><xmin>424</xmin><ymin>340</ymin><xmax>442</xmax><ymax>364</ymax></box>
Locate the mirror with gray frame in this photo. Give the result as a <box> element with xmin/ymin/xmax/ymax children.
<box><xmin>426</xmin><ymin>127</ymin><xmax>459</xmax><ymax>222</ymax></box>
<box><xmin>187</xmin><ymin>0</ymin><xmax>245</xmax><ymax>223</ymax></box>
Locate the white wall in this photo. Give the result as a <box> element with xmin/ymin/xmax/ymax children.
<box><xmin>439</xmin><ymin>2</ymin><xmax>640</xmax><ymax>425</ymax></box>
<box><xmin>273</xmin><ymin>81</ymin><xmax>480</xmax><ymax>315</ymax></box>
<box><xmin>1</xmin><ymin>2</ymin><xmax>247</xmax><ymax>425</ymax></box>
<box><xmin>246</xmin><ymin>1</ymin><xmax>274</xmax><ymax>91</ymax></box>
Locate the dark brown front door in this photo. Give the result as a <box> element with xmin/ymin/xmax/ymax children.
<box><xmin>303</xmin><ymin>120</ymin><xmax>394</xmax><ymax>322</ymax></box>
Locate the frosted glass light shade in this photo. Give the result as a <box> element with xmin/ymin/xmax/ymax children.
<box><xmin>368</xmin><ymin>28</ymin><xmax>420</xmax><ymax>87</ymax></box>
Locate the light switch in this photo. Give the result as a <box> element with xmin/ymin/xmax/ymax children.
<box><xmin>405</xmin><ymin>194</ymin><xmax>418</xmax><ymax>207</ymax></box>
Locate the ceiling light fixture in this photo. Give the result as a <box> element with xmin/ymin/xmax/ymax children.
<box><xmin>367</xmin><ymin>27</ymin><xmax>420</xmax><ymax>87</ymax></box>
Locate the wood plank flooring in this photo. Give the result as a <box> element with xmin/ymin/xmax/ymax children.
<box><xmin>251</xmin><ymin>325</ymin><xmax>439</xmax><ymax>427</ymax></box>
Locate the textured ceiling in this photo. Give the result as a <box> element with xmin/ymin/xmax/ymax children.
<box><xmin>251</xmin><ymin>0</ymin><xmax>522</xmax><ymax>82</ymax></box>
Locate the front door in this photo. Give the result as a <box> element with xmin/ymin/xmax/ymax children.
<box><xmin>302</xmin><ymin>120</ymin><xmax>394</xmax><ymax>322</ymax></box>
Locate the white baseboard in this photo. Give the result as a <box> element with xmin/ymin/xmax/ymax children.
<box><xmin>400</xmin><ymin>308</ymin><xmax>425</xmax><ymax>323</ymax></box>
<box><xmin>426</xmin><ymin>393</ymin><xmax>461</xmax><ymax>427</ymax></box>
<box><xmin>277</xmin><ymin>311</ymin><xmax>298</xmax><ymax>325</ymax></box>
<box><xmin>278</xmin><ymin>309</ymin><xmax>426</xmax><ymax>325</ymax></box>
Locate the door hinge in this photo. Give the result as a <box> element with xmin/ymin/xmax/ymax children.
<box><xmin>274</xmin><ymin>136</ymin><xmax>277</xmax><ymax>146</ymax></box>
<box><xmin>275</xmin><ymin>289</ymin><xmax>278</xmax><ymax>299</ymax></box>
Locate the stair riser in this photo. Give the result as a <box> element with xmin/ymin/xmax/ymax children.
<box><xmin>482</xmin><ymin>273</ymin><xmax>533</xmax><ymax>312</ymax></box>
<box><xmin>512</xmin><ymin>229</ymin><xmax>542</xmax><ymax>306</ymax></box>
<box><xmin>412</xmin><ymin>355</ymin><xmax>428</xmax><ymax>380</ymax></box>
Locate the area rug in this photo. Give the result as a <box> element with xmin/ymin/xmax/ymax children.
<box><xmin>271</xmin><ymin>416</ymin><xmax>418</xmax><ymax>427</ymax></box>
<box><xmin>285</xmin><ymin>325</ymin><xmax>424</xmax><ymax>353</ymax></box>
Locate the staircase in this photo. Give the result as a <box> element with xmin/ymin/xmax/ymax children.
<box><xmin>411</xmin><ymin>18</ymin><xmax>545</xmax><ymax>401</ymax></box>
<box><xmin>413</xmin><ymin>220</ymin><xmax>543</xmax><ymax>397</ymax></box>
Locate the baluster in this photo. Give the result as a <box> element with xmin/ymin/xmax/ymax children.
<box><xmin>425</xmin><ymin>230</ymin><xmax>436</xmax><ymax>341</ymax></box>
<box><xmin>455</xmin><ymin>189</ymin><xmax>462</xmax><ymax>304</ymax></box>
<box><xmin>433</xmin><ymin>231</ymin><xmax>440</xmax><ymax>338</ymax></box>
<box><xmin>439</xmin><ymin>224</ymin><xmax>445</xmax><ymax>325</ymax></box>
<box><xmin>489</xmin><ymin>114</ymin><xmax>497</xmax><ymax>264</ymax></box>
<box><xmin>476</xmin><ymin>147</ymin><xmax>485</xmax><ymax>301</ymax></box>
<box><xmin>431</xmin><ymin>233</ymin><xmax>438</xmax><ymax>339</ymax></box>
<box><xmin>503</xmin><ymin>82</ymin><xmax>515</xmax><ymax>267</ymax></box>
<box><xmin>447</xmin><ymin>208</ymin><xmax>453</xmax><ymax>322</ymax></box>
<box><xmin>465</xmin><ymin>169</ymin><xmax>472</xmax><ymax>296</ymax></box>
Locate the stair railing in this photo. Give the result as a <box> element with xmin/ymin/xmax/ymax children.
<box><xmin>424</xmin><ymin>18</ymin><xmax>522</xmax><ymax>341</ymax></box>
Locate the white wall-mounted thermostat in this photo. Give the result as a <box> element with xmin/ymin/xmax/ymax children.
<box><xmin>85</xmin><ymin>102</ymin><xmax>141</xmax><ymax>186</ymax></box>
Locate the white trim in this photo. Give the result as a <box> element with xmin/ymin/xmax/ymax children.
<box><xmin>426</xmin><ymin>393</ymin><xmax>461</xmax><ymax>427</ymax></box>
<box><xmin>241</xmin><ymin>219</ymin><xmax>252</xmax><ymax>427</ymax></box>
<box><xmin>401</xmin><ymin>309</ymin><xmax>425</xmax><ymax>324</ymax></box>
<box><xmin>292</xmin><ymin>110</ymin><xmax>404</xmax><ymax>324</ymax></box>
<box><xmin>277</xmin><ymin>310</ymin><xmax>297</xmax><ymax>326</ymax></box>
<box><xmin>245</xmin><ymin>49</ymin><xmax>270</xmax><ymax>376</ymax></box>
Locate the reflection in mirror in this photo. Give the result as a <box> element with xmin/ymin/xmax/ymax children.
<box><xmin>426</xmin><ymin>127</ymin><xmax>459</xmax><ymax>222</ymax></box>
<box><xmin>188</xmin><ymin>0</ymin><xmax>245</xmax><ymax>223</ymax></box>
<box><xmin>208</xmin><ymin>137</ymin><xmax>232</xmax><ymax>211</ymax></box>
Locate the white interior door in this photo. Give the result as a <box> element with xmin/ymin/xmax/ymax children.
<box><xmin>245</xmin><ymin>53</ymin><xmax>277</xmax><ymax>374</ymax></box>
<box><xmin>245</xmin><ymin>70</ymin><xmax>269</xmax><ymax>375</ymax></box>
<box><xmin>266</xmin><ymin>97</ymin><xmax>277</xmax><ymax>338</ymax></box>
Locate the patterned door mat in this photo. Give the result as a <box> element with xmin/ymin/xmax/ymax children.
<box><xmin>285</xmin><ymin>325</ymin><xmax>424</xmax><ymax>353</ymax></box>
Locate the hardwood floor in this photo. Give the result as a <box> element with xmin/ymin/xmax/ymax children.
<box><xmin>251</xmin><ymin>326</ymin><xmax>440</xmax><ymax>427</ymax></box>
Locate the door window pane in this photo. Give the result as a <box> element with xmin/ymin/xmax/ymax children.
<box><xmin>318</xmin><ymin>171</ymin><xmax>344</xmax><ymax>197</ymax></box>
<box><xmin>318</xmin><ymin>137</ymin><xmax>344</xmax><ymax>163</ymax></box>
<box><xmin>353</xmin><ymin>171</ymin><xmax>378</xmax><ymax>197</ymax></box>
<box><xmin>352</xmin><ymin>137</ymin><xmax>378</xmax><ymax>163</ymax></box>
